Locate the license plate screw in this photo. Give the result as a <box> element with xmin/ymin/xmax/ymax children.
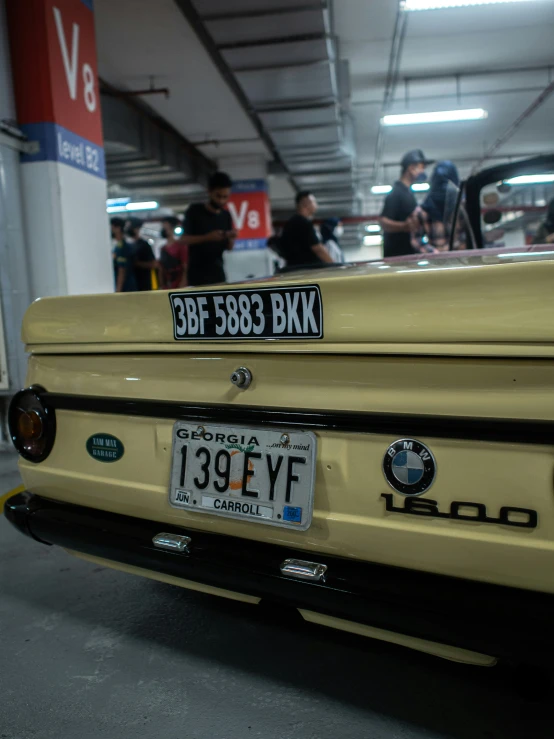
<box><xmin>197</xmin><ymin>426</ymin><xmax>204</xmax><ymax>437</ymax></box>
<box><xmin>280</xmin><ymin>433</ymin><xmax>290</xmax><ymax>445</ymax></box>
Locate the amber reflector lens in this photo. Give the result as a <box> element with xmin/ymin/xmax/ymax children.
<box><xmin>17</xmin><ymin>410</ymin><xmax>43</xmax><ymax>440</ymax></box>
<box><xmin>8</xmin><ymin>387</ymin><xmax>56</xmax><ymax>463</ymax></box>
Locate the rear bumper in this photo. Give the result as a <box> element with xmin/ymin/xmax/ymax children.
<box><xmin>6</xmin><ymin>491</ymin><xmax>554</xmax><ymax>665</ymax></box>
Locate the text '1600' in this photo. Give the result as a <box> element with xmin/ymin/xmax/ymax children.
<box><xmin>169</xmin><ymin>285</ymin><xmax>323</xmax><ymax>340</ymax></box>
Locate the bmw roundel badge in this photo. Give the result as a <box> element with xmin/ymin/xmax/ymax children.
<box><xmin>383</xmin><ymin>439</ymin><xmax>436</xmax><ymax>497</ymax></box>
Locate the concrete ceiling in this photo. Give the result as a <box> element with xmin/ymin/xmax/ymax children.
<box><xmin>336</xmin><ymin>0</ymin><xmax>554</xmax><ymax>209</ymax></box>
<box><xmin>94</xmin><ymin>0</ymin><xmax>554</xmax><ymax>218</ymax></box>
<box><xmin>95</xmin><ymin>0</ymin><xmax>267</xmax><ymax>157</ymax></box>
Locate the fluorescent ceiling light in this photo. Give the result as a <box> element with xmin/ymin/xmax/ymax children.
<box><xmin>381</xmin><ymin>108</ymin><xmax>487</xmax><ymax>126</ymax></box>
<box><xmin>175</xmin><ymin>226</ymin><xmax>184</xmax><ymax>235</ymax></box>
<box><xmin>106</xmin><ymin>197</ymin><xmax>130</xmax><ymax>207</ymax></box>
<box><xmin>126</xmin><ymin>201</ymin><xmax>159</xmax><ymax>211</ymax></box>
<box><xmin>365</xmin><ymin>224</ymin><xmax>381</xmax><ymax>232</ymax></box>
<box><xmin>364</xmin><ymin>235</ymin><xmax>383</xmax><ymax>246</ymax></box>
<box><xmin>106</xmin><ymin>200</ymin><xmax>159</xmax><ymax>213</ymax></box>
<box><xmin>498</xmin><ymin>251</ymin><xmax>554</xmax><ymax>258</ymax></box>
<box><xmin>404</xmin><ymin>0</ymin><xmax>536</xmax><ymax>10</ymax></box>
<box><xmin>505</xmin><ymin>174</ymin><xmax>554</xmax><ymax>185</ymax></box>
<box><xmin>411</xmin><ymin>183</ymin><xmax>430</xmax><ymax>192</ymax></box>
<box><xmin>371</xmin><ymin>185</ymin><xmax>392</xmax><ymax>195</ymax></box>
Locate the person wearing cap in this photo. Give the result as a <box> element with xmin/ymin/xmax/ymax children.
<box><xmin>380</xmin><ymin>149</ymin><xmax>434</xmax><ymax>258</ymax></box>
<box><xmin>125</xmin><ymin>217</ymin><xmax>158</xmax><ymax>291</ymax></box>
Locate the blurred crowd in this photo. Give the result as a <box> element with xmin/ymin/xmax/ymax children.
<box><xmin>380</xmin><ymin>149</ymin><xmax>462</xmax><ymax>258</ymax></box>
<box><xmin>112</xmin><ymin>171</ymin><xmax>236</xmax><ymax>293</ymax></box>
<box><xmin>111</xmin><ymin>171</ymin><xmax>347</xmax><ymax>292</ymax></box>
<box><xmin>113</xmin><ymin>148</ymin><xmax>554</xmax><ymax>292</ymax></box>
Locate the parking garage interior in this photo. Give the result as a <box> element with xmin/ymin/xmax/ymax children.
<box><xmin>1</xmin><ymin>1</ymin><xmax>554</xmax><ymax>737</ymax></box>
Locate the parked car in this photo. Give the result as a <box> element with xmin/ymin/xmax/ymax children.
<box><xmin>6</xmin><ymin>155</ymin><xmax>554</xmax><ymax>668</ymax></box>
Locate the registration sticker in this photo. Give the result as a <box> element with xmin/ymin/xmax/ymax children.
<box><xmin>283</xmin><ymin>506</ymin><xmax>302</xmax><ymax>524</ymax></box>
<box><xmin>169</xmin><ymin>285</ymin><xmax>323</xmax><ymax>341</ymax></box>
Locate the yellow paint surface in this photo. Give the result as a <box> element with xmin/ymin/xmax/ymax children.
<box><xmin>17</xmin><ymin>350</ymin><xmax>554</xmax><ymax>595</ymax></box>
<box><xmin>299</xmin><ymin>610</ymin><xmax>497</xmax><ymax>666</ymax></box>
<box><xmin>0</xmin><ymin>486</ymin><xmax>25</xmax><ymax>515</ymax></box>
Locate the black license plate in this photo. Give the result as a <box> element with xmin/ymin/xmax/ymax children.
<box><xmin>169</xmin><ymin>285</ymin><xmax>323</xmax><ymax>340</ymax></box>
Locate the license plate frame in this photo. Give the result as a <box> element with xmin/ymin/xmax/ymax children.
<box><xmin>169</xmin><ymin>422</ymin><xmax>317</xmax><ymax>531</ymax></box>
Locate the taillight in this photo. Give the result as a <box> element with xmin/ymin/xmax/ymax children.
<box><xmin>8</xmin><ymin>386</ymin><xmax>56</xmax><ymax>463</ymax></box>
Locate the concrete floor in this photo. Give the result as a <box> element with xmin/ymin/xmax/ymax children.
<box><xmin>1</xmin><ymin>451</ymin><xmax>552</xmax><ymax>739</ymax></box>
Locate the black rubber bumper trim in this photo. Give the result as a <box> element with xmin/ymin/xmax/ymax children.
<box><xmin>42</xmin><ymin>392</ymin><xmax>554</xmax><ymax>445</ymax></box>
<box><xmin>5</xmin><ymin>492</ymin><xmax>554</xmax><ymax>664</ymax></box>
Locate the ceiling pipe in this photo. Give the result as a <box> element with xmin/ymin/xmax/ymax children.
<box><xmin>108</xmin><ymin>87</ymin><xmax>170</xmax><ymax>99</ymax></box>
<box><xmin>103</xmin><ymin>76</ymin><xmax>170</xmax><ymax>99</ymax></box>
<box><xmin>100</xmin><ymin>77</ymin><xmax>215</xmax><ymax>175</ymax></box>
<box><xmin>173</xmin><ymin>0</ymin><xmax>298</xmax><ymax>192</ymax></box>
<box><xmin>353</xmin><ymin>85</ymin><xmax>547</xmax><ymax>107</ymax></box>
<box><xmin>371</xmin><ymin>2</ymin><xmax>409</xmax><ymax>183</ymax></box>
<box><xmin>360</xmin><ymin>63</ymin><xmax>553</xmax><ymax>89</ymax></box>
<box><xmin>473</xmin><ymin>80</ymin><xmax>554</xmax><ymax>172</ymax></box>
<box><xmin>199</xmin><ymin>3</ymin><xmax>327</xmax><ymax>22</ymax></box>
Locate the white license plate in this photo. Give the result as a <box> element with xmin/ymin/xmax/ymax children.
<box><xmin>169</xmin><ymin>422</ymin><xmax>317</xmax><ymax>530</ymax></box>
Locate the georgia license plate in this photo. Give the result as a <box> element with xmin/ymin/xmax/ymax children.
<box><xmin>169</xmin><ymin>422</ymin><xmax>317</xmax><ymax>530</ymax></box>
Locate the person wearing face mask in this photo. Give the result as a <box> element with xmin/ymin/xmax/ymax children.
<box><xmin>380</xmin><ymin>149</ymin><xmax>434</xmax><ymax>258</ymax></box>
<box><xmin>111</xmin><ymin>217</ymin><xmax>137</xmax><ymax>293</ymax></box>
<box><xmin>183</xmin><ymin>171</ymin><xmax>237</xmax><ymax>286</ymax></box>
<box><xmin>159</xmin><ymin>216</ymin><xmax>189</xmax><ymax>289</ymax></box>
<box><xmin>125</xmin><ymin>217</ymin><xmax>158</xmax><ymax>290</ymax></box>
<box><xmin>421</xmin><ymin>161</ymin><xmax>460</xmax><ymax>250</ymax></box>
<box><xmin>320</xmin><ymin>218</ymin><xmax>344</xmax><ymax>263</ymax></box>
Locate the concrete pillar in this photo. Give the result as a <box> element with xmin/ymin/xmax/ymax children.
<box><xmin>218</xmin><ymin>155</ymin><xmax>277</xmax><ymax>282</ymax></box>
<box><xmin>0</xmin><ymin>0</ymin><xmax>33</xmax><ymax>396</ymax></box>
<box><xmin>6</xmin><ymin>0</ymin><xmax>112</xmax><ymax>299</ymax></box>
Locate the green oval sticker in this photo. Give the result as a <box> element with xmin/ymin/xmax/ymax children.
<box><xmin>86</xmin><ymin>433</ymin><xmax>124</xmax><ymax>463</ymax></box>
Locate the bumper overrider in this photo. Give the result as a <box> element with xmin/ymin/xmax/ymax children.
<box><xmin>6</xmin><ymin>491</ymin><xmax>554</xmax><ymax>665</ymax></box>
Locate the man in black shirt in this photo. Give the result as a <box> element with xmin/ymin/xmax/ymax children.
<box><xmin>280</xmin><ymin>191</ymin><xmax>334</xmax><ymax>267</ymax></box>
<box><xmin>183</xmin><ymin>171</ymin><xmax>237</xmax><ymax>286</ymax></box>
<box><xmin>126</xmin><ymin>218</ymin><xmax>157</xmax><ymax>291</ymax></box>
<box><xmin>380</xmin><ymin>149</ymin><xmax>434</xmax><ymax>258</ymax></box>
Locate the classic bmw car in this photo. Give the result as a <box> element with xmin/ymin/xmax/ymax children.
<box><xmin>6</xmin><ymin>155</ymin><xmax>554</xmax><ymax>668</ymax></box>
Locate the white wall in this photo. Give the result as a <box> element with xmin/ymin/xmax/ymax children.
<box><xmin>59</xmin><ymin>165</ymin><xmax>112</xmax><ymax>295</ymax></box>
<box><xmin>0</xmin><ymin>0</ymin><xmax>33</xmax><ymax>392</ymax></box>
<box><xmin>21</xmin><ymin>161</ymin><xmax>112</xmax><ymax>299</ymax></box>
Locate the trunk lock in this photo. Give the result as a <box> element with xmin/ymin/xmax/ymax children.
<box><xmin>230</xmin><ymin>367</ymin><xmax>252</xmax><ymax>390</ymax></box>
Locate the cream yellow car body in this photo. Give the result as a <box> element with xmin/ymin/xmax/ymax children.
<box><xmin>8</xmin><ymin>255</ymin><xmax>554</xmax><ymax>666</ymax></box>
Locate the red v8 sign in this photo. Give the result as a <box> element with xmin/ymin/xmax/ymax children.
<box><xmin>48</xmin><ymin>0</ymin><xmax>102</xmax><ymax>145</ymax></box>
<box><xmin>7</xmin><ymin>0</ymin><xmax>104</xmax><ymax>177</ymax></box>
<box><xmin>8</xmin><ymin>0</ymin><xmax>102</xmax><ymax>145</ymax></box>
<box><xmin>227</xmin><ymin>180</ymin><xmax>272</xmax><ymax>251</ymax></box>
